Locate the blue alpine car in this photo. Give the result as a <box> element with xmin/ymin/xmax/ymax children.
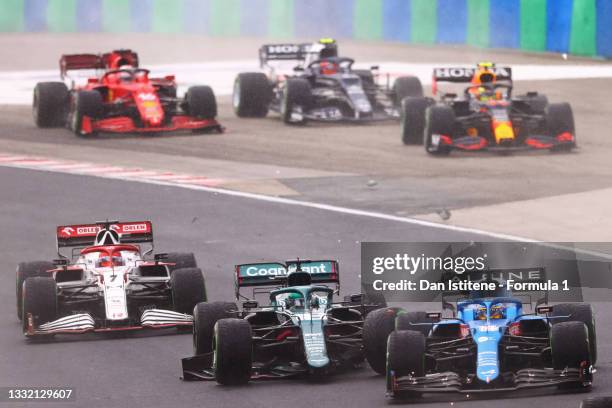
<box><xmin>363</xmin><ymin>268</ymin><xmax>596</xmax><ymax>399</ymax></box>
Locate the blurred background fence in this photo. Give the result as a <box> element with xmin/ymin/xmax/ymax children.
<box><xmin>1</xmin><ymin>0</ymin><xmax>611</xmax><ymax>58</ymax></box>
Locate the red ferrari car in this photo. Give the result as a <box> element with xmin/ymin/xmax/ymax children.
<box><xmin>33</xmin><ymin>49</ymin><xmax>222</xmax><ymax>136</ymax></box>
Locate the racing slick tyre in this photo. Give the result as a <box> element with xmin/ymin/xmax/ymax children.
<box><xmin>387</xmin><ymin>330</ymin><xmax>426</xmax><ymax>398</ymax></box>
<box><xmin>70</xmin><ymin>90</ymin><xmax>103</xmax><ymax>137</ymax></box>
<box><xmin>233</xmin><ymin>72</ymin><xmax>272</xmax><ymax>118</ymax></box>
<box><xmin>387</xmin><ymin>329</ymin><xmax>426</xmax><ymax>380</ymax></box>
<box><xmin>171</xmin><ymin>268</ymin><xmax>207</xmax><ymax>314</ymax></box>
<box><xmin>363</xmin><ymin>307</ymin><xmax>401</xmax><ymax>375</ymax></box>
<box><xmin>193</xmin><ymin>301</ymin><xmax>238</xmax><ymax>355</ymax></box>
<box><xmin>213</xmin><ymin>318</ymin><xmax>253</xmax><ymax>385</ymax></box>
<box><xmin>547</xmin><ymin>102</ymin><xmax>576</xmax><ymax>151</ymax></box>
<box><xmin>165</xmin><ymin>252</ymin><xmax>197</xmax><ymax>273</ymax></box>
<box><xmin>581</xmin><ymin>397</ymin><xmax>612</xmax><ymax>408</ymax></box>
<box><xmin>552</xmin><ymin>303</ymin><xmax>597</xmax><ymax>365</ymax></box>
<box><xmin>401</xmin><ymin>97</ymin><xmax>431</xmax><ymax>145</ymax></box>
<box><xmin>33</xmin><ymin>82</ymin><xmax>69</xmax><ymax>127</ymax></box>
<box><xmin>524</xmin><ymin>93</ymin><xmax>549</xmax><ymax>114</ymax></box>
<box><xmin>281</xmin><ymin>78</ymin><xmax>312</xmax><ymax>125</ymax></box>
<box><xmin>393</xmin><ymin>76</ymin><xmax>424</xmax><ymax>105</ymax></box>
<box><xmin>424</xmin><ymin>105</ymin><xmax>454</xmax><ymax>156</ymax></box>
<box><xmin>185</xmin><ymin>86</ymin><xmax>217</xmax><ymax>120</ymax></box>
<box><xmin>395</xmin><ymin>311</ymin><xmax>435</xmax><ymax>336</ymax></box>
<box><xmin>16</xmin><ymin>261</ymin><xmax>54</xmax><ymax>320</ymax></box>
<box><xmin>22</xmin><ymin>277</ymin><xmax>57</xmax><ymax>333</ymax></box>
<box><xmin>551</xmin><ymin>321</ymin><xmax>591</xmax><ymax>370</ymax></box>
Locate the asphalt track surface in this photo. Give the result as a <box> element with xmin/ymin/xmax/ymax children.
<box><xmin>1</xmin><ymin>34</ymin><xmax>612</xmax><ymax>408</ymax></box>
<box><xmin>2</xmin><ymin>34</ymin><xmax>612</xmax><ymax>220</ymax></box>
<box><xmin>1</xmin><ymin>166</ymin><xmax>611</xmax><ymax>408</ymax></box>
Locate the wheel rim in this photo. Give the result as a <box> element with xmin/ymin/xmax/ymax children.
<box><xmin>32</xmin><ymin>91</ymin><xmax>39</xmax><ymax>122</ymax></box>
<box><xmin>70</xmin><ymin>94</ymin><xmax>79</xmax><ymax>132</ymax></box>
<box><xmin>280</xmin><ymin>90</ymin><xmax>288</xmax><ymax>117</ymax></box>
<box><xmin>232</xmin><ymin>80</ymin><xmax>241</xmax><ymax>109</ymax></box>
<box><xmin>212</xmin><ymin>328</ymin><xmax>219</xmax><ymax>369</ymax></box>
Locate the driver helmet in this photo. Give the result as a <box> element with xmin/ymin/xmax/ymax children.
<box><xmin>320</xmin><ymin>60</ymin><xmax>338</xmax><ymax>75</ymax></box>
<box><xmin>472</xmin><ymin>62</ymin><xmax>497</xmax><ymax>85</ymax></box>
<box><xmin>118</xmin><ymin>64</ymin><xmax>134</xmax><ymax>81</ymax></box>
<box><xmin>470</xmin><ymin>62</ymin><xmax>501</xmax><ymax>101</ymax></box>
<box><xmin>284</xmin><ymin>292</ymin><xmax>304</xmax><ymax>309</ymax></box>
<box><xmin>318</xmin><ymin>38</ymin><xmax>338</xmax><ymax>59</ymax></box>
<box><xmin>490</xmin><ymin>304</ymin><xmax>506</xmax><ymax>319</ymax></box>
<box><xmin>96</xmin><ymin>254</ymin><xmax>124</xmax><ymax>268</ymax></box>
<box><xmin>476</xmin><ymin>305</ymin><xmax>487</xmax><ymax>320</ymax></box>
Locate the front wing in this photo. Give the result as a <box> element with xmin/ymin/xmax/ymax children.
<box><xmin>389</xmin><ymin>364</ymin><xmax>592</xmax><ymax>397</ymax></box>
<box><xmin>181</xmin><ymin>353</ymin><xmax>309</xmax><ymax>381</ymax></box>
<box><xmin>24</xmin><ymin>309</ymin><xmax>193</xmax><ymax>337</ymax></box>
<box><xmin>273</xmin><ymin>104</ymin><xmax>399</xmax><ymax>123</ymax></box>
<box><xmin>436</xmin><ymin>132</ymin><xmax>575</xmax><ymax>152</ymax></box>
<box><xmin>79</xmin><ymin>115</ymin><xmax>223</xmax><ymax>135</ymax></box>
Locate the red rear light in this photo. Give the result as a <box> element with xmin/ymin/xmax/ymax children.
<box><xmin>440</xmin><ymin>135</ymin><xmax>453</xmax><ymax>145</ymax></box>
<box><xmin>509</xmin><ymin>322</ymin><xmax>521</xmax><ymax>336</ymax></box>
<box><xmin>460</xmin><ymin>324</ymin><xmax>470</xmax><ymax>338</ymax></box>
<box><xmin>556</xmin><ymin>132</ymin><xmax>573</xmax><ymax>142</ymax></box>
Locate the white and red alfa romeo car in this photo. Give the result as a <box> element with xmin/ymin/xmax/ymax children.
<box><xmin>16</xmin><ymin>220</ymin><xmax>206</xmax><ymax>339</ymax></box>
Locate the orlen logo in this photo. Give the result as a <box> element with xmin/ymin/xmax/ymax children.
<box><xmin>122</xmin><ymin>224</ymin><xmax>148</xmax><ymax>232</ymax></box>
<box><xmin>77</xmin><ymin>226</ymin><xmax>100</xmax><ymax>234</ymax></box>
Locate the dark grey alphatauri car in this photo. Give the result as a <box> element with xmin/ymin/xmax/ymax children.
<box><xmin>232</xmin><ymin>40</ymin><xmax>423</xmax><ymax>124</ymax></box>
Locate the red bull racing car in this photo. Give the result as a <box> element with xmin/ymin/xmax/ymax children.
<box><xmin>33</xmin><ymin>49</ymin><xmax>222</xmax><ymax>136</ymax></box>
<box><xmin>400</xmin><ymin>62</ymin><xmax>576</xmax><ymax>155</ymax></box>
<box><xmin>17</xmin><ymin>220</ymin><xmax>207</xmax><ymax>339</ymax></box>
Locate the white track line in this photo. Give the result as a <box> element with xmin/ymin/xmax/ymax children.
<box><xmin>0</xmin><ymin>152</ymin><xmax>535</xmax><ymax>242</ymax></box>
<box><xmin>3</xmin><ymin>61</ymin><xmax>612</xmax><ymax>104</ymax></box>
<box><xmin>8</xmin><ymin>153</ymin><xmax>612</xmax><ymax>261</ymax></box>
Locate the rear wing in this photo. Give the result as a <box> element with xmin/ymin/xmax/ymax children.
<box><xmin>59</xmin><ymin>49</ymin><xmax>139</xmax><ymax>79</ymax></box>
<box><xmin>432</xmin><ymin>66</ymin><xmax>512</xmax><ymax>96</ymax></box>
<box><xmin>56</xmin><ymin>220</ymin><xmax>153</xmax><ymax>249</ymax></box>
<box><xmin>258</xmin><ymin>43</ymin><xmax>318</xmax><ymax>68</ymax></box>
<box><xmin>433</xmin><ymin>66</ymin><xmax>512</xmax><ymax>83</ymax></box>
<box><xmin>235</xmin><ymin>259</ymin><xmax>339</xmax><ymax>299</ymax></box>
<box><xmin>442</xmin><ymin>267</ymin><xmax>548</xmax><ymax>311</ymax></box>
